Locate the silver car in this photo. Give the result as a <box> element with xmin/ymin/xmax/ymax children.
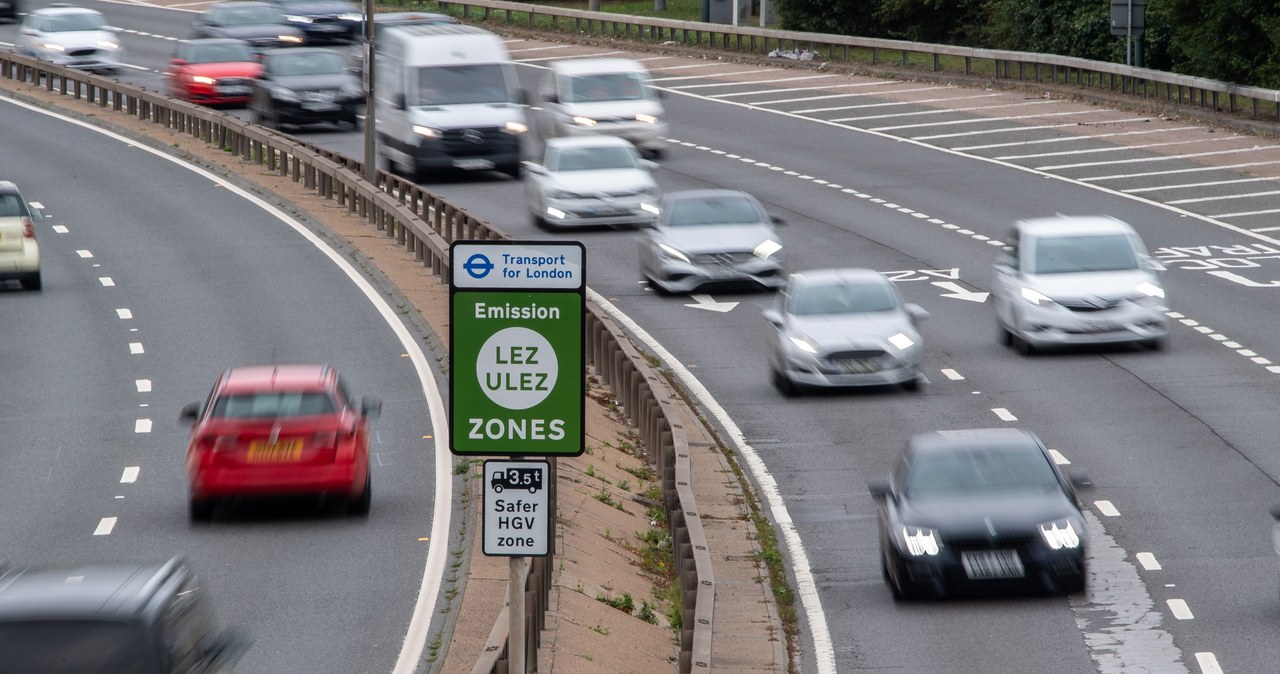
<box><xmin>992</xmin><ymin>215</ymin><xmax>1168</xmax><ymax>353</ymax></box>
<box><xmin>18</xmin><ymin>5</ymin><xmax>122</xmax><ymax>73</ymax></box>
<box><xmin>639</xmin><ymin>189</ymin><xmax>785</xmax><ymax>294</ymax></box>
<box><xmin>524</xmin><ymin>136</ymin><xmax>659</xmax><ymax>230</ymax></box>
<box><xmin>765</xmin><ymin>268</ymin><xmax>927</xmax><ymax>394</ymax></box>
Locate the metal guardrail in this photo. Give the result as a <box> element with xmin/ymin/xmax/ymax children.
<box><xmin>0</xmin><ymin>51</ymin><xmax>714</xmax><ymax>673</ymax></box>
<box><xmin>431</xmin><ymin>0</ymin><xmax>1280</xmax><ymax>125</ymax></box>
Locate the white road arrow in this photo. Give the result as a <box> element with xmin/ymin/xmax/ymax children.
<box><xmin>684</xmin><ymin>294</ymin><xmax>739</xmax><ymax>313</ymax></box>
<box><xmin>932</xmin><ymin>281</ymin><xmax>989</xmax><ymax>303</ymax></box>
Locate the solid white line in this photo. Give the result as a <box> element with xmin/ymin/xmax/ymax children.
<box><xmin>1135</xmin><ymin>552</ymin><xmax>1162</xmax><ymax>570</ymax></box>
<box><xmin>1169</xmin><ymin>189</ymin><xmax>1280</xmax><ymax>204</ymax></box>
<box><xmin>116</xmin><ymin>308</ymin><xmax>133</xmax><ymax>319</ymax></box>
<box><xmin>1038</xmin><ymin>146</ymin><xmax>1272</xmax><ymax>171</ymax></box>
<box><xmin>995</xmin><ymin>136</ymin><xmax>1224</xmax><ymax>160</ymax></box>
<box><xmin>711</xmin><ymin>80</ymin><xmax>900</xmax><ymax>99</ymax></box>
<box><xmin>653</xmin><ymin>68</ymin><xmax>775</xmax><ymax>82</ymax></box>
<box><xmin>832</xmin><ymin>96</ymin><xmax>1039</xmax><ymax>122</ymax></box>
<box><xmin>99</xmin><ymin>277</ymin><xmax>115</xmax><ymax>286</ymax></box>
<box><xmin>128</xmin><ymin>342</ymin><xmax>144</xmax><ymax>354</ymax></box>
<box><xmin>646</xmin><ymin>62</ymin><xmax>729</xmax><ymax>71</ymax></box>
<box><xmin>954</xmin><ymin>126</ymin><xmax>1202</xmax><ymax>151</ymax></box>
<box><xmin>1081</xmin><ymin>159</ymin><xmax>1280</xmax><ymax>182</ymax></box>
<box><xmin>135</xmin><ymin>379</ymin><xmax>151</xmax><ymax>392</ymax></box>
<box><xmin>940</xmin><ymin>368</ymin><xmax>964</xmax><ymax>380</ymax></box>
<box><xmin>516</xmin><ymin>51</ymin><xmax>627</xmax><ymax>63</ymax></box>
<box><xmin>76</xmin><ymin>249</ymin><xmax>93</xmax><ymax>258</ymax></box>
<box><xmin>121</xmin><ymin>466</ymin><xmax>140</xmax><ymax>484</ymax></box>
<box><xmin>1220</xmin><ymin>208</ymin><xmax>1280</xmax><ymax>219</ymax></box>
<box><xmin>94</xmin><ymin>517</ymin><xmax>117</xmax><ymax>536</ymax></box>
<box><xmin>1095</xmin><ymin>500</ymin><xmax>1121</xmax><ymax>517</ymax></box>
<box><xmin>669</xmin><ymin>74</ymin><xmax>833</xmax><ymax>90</ymax></box>
<box><xmin>505</xmin><ymin>45</ymin><xmax>572</xmax><ymax>53</ymax></box>
<box><xmin>1195</xmin><ymin>652</ymin><xmax>1223</xmax><ymax>674</ymax></box>
<box><xmin>1125</xmin><ymin>176</ymin><xmax>1276</xmax><ymax>193</ymax></box>
<box><xmin>52</xmin><ymin>225</ymin><xmax>69</xmax><ymax>233</ymax></box>
<box><xmin>1167</xmin><ymin>598</ymin><xmax>1195</xmax><ymax>620</ymax></box>
<box><xmin>797</xmin><ymin>92</ymin><xmax>1006</xmax><ymax>115</ymax></box>
<box><xmin>921</xmin><ymin>117</ymin><xmax>1153</xmax><ymax>141</ymax></box>
<box><xmin>872</xmin><ymin>108</ymin><xmax>1094</xmax><ymax>132</ymax></box>
<box><xmin>1048</xmin><ymin>449</ymin><xmax>1071</xmax><ymax>465</ymax></box>
<box><xmin>748</xmin><ymin>85</ymin><xmax>932</xmax><ymax>106</ymax></box>
<box><xmin>134</xmin><ymin>419</ymin><xmax>152</xmax><ymax>433</ymax></box>
<box><xmin>992</xmin><ymin>407</ymin><xmax>1017</xmax><ymax>421</ymax></box>
<box><xmin>586</xmin><ymin>289</ymin><xmax>837</xmax><ymax>674</ymax></box>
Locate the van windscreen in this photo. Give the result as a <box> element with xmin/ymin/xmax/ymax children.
<box><xmin>413</xmin><ymin>64</ymin><xmax>510</xmax><ymax>106</ymax></box>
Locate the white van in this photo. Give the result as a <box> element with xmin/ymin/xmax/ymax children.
<box><xmin>534</xmin><ymin>58</ymin><xmax>668</xmax><ymax>157</ymax></box>
<box><xmin>374</xmin><ymin>24</ymin><xmax>528</xmax><ymax>179</ymax></box>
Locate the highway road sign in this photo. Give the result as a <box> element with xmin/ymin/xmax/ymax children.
<box><xmin>483</xmin><ymin>460</ymin><xmax>551</xmax><ymax>556</ymax></box>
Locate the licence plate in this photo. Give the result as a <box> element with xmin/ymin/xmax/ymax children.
<box><xmin>835</xmin><ymin>358</ymin><xmax>876</xmax><ymax>374</ymax></box>
<box><xmin>247</xmin><ymin>439</ymin><xmax>303</xmax><ymax>463</ymax></box>
<box><xmin>301</xmin><ymin>101</ymin><xmax>339</xmax><ymax>111</ymax></box>
<box><xmin>1081</xmin><ymin>320</ymin><xmax>1122</xmax><ymax>333</ymax></box>
<box><xmin>218</xmin><ymin>86</ymin><xmax>250</xmax><ymax>95</ymax></box>
<box><xmin>587</xmin><ymin>205</ymin><xmax>627</xmax><ymax>216</ymax></box>
<box><xmin>961</xmin><ymin>549</ymin><xmax>1025</xmax><ymax>580</ymax></box>
<box><xmin>453</xmin><ymin>158</ymin><xmax>494</xmax><ymax>170</ymax></box>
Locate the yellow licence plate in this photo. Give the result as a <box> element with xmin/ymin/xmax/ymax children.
<box><xmin>247</xmin><ymin>439</ymin><xmax>303</xmax><ymax>463</ymax></box>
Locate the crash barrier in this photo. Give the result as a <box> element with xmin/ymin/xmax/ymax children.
<box><xmin>0</xmin><ymin>52</ymin><xmax>714</xmax><ymax>674</ymax></box>
<box><xmin>427</xmin><ymin>0</ymin><xmax>1280</xmax><ymax>125</ymax></box>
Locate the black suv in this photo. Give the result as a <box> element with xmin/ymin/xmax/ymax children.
<box><xmin>0</xmin><ymin>0</ymin><xmax>18</xmax><ymax>23</ymax></box>
<box><xmin>0</xmin><ymin>557</ymin><xmax>245</xmax><ymax>673</ymax></box>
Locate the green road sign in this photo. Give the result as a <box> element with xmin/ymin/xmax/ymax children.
<box><xmin>450</xmin><ymin>241</ymin><xmax>585</xmax><ymax>457</ymax></box>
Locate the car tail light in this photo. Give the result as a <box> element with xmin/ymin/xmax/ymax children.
<box><xmin>21</xmin><ymin>217</ymin><xmax>34</xmax><ymax>239</ymax></box>
<box><xmin>312</xmin><ymin>431</ymin><xmax>338</xmax><ymax>449</ymax></box>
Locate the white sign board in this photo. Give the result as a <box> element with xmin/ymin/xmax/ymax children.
<box><xmin>452</xmin><ymin>243</ymin><xmax>584</xmax><ymax>290</ymax></box>
<box><xmin>483</xmin><ymin>460</ymin><xmax>551</xmax><ymax>557</ymax></box>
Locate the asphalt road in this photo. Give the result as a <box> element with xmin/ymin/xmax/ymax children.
<box><xmin>10</xmin><ymin>3</ymin><xmax>1280</xmax><ymax>673</ymax></box>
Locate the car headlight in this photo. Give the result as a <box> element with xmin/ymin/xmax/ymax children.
<box><xmin>285</xmin><ymin>14</ymin><xmax>313</xmax><ymax>23</ymax></box>
<box><xmin>1019</xmin><ymin>286</ymin><xmax>1055</xmax><ymax>306</ymax></box>
<box><xmin>754</xmin><ymin>239</ymin><xmax>782</xmax><ymax>260</ymax></box>
<box><xmin>788</xmin><ymin>336</ymin><xmax>818</xmax><ymax>354</ymax></box>
<box><xmin>191</xmin><ymin>75</ymin><xmax>217</xmax><ymax>85</ymax></box>
<box><xmin>271</xmin><ymin>85</ymin><xmax>299</xmax><ymax>102</ymax></box>
<box><xmin>279</xmin><ymin>34</ymin><xmax>304</xmax><ymax>44</ymax></box>
<box><xmin>41</xmin><ymin>42</ymin><xmax>67</xmax><ymax>52</ymax></box>
<box><xmin>97</xmin><ymin>40</ymin><xmax>119</xmax><ymax>50</ymax></box>
<box><xmin>641</xmin><ymin>203</ymin><xmax>660</xmax><ymax>215</ymax></box>
<box><xmin>340</xmin><ymin>12</ymin><xmax>362</xmax><ymax>20</ymax></box>
<box><xmin>1038</xmin><ymin>519</ymin><xmax>1081</xmax><ymax>550</ymax></box>
<box><xmin>900</xmin><ymin>526</ymin><xmax>941</xmax><ymax>556</ymax></box>
<box><xmin>886</xmin><ymin>332</ymin><xmax>915</xmax><ymax>351</ymax></box>
<box><xmin>570</xmin><ymin>115</ymin><xmax>597</xmax><ymax>127</ymax></box>
<box><xmin>503</xmin><ymin>121</ymin><xmax>528</xmax><ymax>135</ymax></box>
<box><xmin>657</xmin><ymin>243</ymin><xmax>689</xmax><ymax>263</ymax></box>
<box><xmin>412</xmin><ymin>125</ymin><xmax>441</xmax><ymax>138</ymax></box>
<box><xmin>1135</xmin><ymin>281</ymin><xmax>1165</xmax><ymax>299</ymax></box>
<box><xmin>635</xmin><ymin>113</ymin><xmax>660</xmax><ymax>124</ymax></box>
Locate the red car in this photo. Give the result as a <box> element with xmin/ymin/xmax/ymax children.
<box><xmin>167</xmin><ymin>38</ymin><xmax>263</xmax><ymax>105</ymax></box>
<box><xmin>181</xmin><ymin>364</ymin><xmax>381</xmax><ymax>521</ymax></box>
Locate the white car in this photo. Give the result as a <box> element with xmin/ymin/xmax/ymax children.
<box><xmin>992</xmin><ymin>215</ymin><xmax>1168</xmax><ymax>353</ymax></box>
<box><xmin>524</xmin><ymin>136</ymin><xmax>659</xmax><ymax>230</ymax></box>
<box><xmin>18</xmin><ymin>5</ymin><xmax>123</xmax><ymax>73</ymax></box>
<box><xmin>535</xmin><ymin>58</ymin><xmax>668</xmax><ymax>157</ymax></box>
<box><xmin>0</xmin><ymin>181</ymin><xmax>41</xmax><ymax>291</ymax></box>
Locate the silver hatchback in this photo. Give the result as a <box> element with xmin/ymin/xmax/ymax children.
<box><xmin>992</xmin><ymin>215</ymin><xmax>1168</xmax><ymax>353</ymax></box>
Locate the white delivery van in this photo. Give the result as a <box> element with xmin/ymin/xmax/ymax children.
<box><xmin>534</xmin><ymin>58</ymin><xmax>668</xmax><ymax>158</ymax></box>
<box><xmin>374</xmin><ymin>24</ymin><xmax>528</xmax><ymax>179</ymax></box>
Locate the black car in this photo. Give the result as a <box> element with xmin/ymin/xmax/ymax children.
<box><xmin>869</xmin><ymin>428</ymin><xmax>1089</xmax><ymax>599</ymax></box>
<box><xmin>0</xmin><ymin>557</ymin><xmax>245</xmax><ymax>673</ymax></box>
<box><xmin>191</xmin><ymin>1</ymin><xmax>304</xmax><ymax>51</ymax></box>
<box><xmin>0</xmin><ymin>0</ymin><xmax>17</xmax><ymax>23</ymax></box>
<box><xmin>250</xmin><ymin>47</ymin><xmax>362</xmax><ymax>130</ymax></box>
<box><xmin>268</xmin><ymin>0</ymin><xmax>361</xmax><ymax>44</ymax></box>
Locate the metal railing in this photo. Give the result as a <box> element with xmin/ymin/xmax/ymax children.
<box><xmin>429</xmin><ymin>0</ymin><xmax>1280</xmax><ymax>126</ymax></box>
<box><xmin>0</xmin><ymin>51</ymin><xmax>714</xmax><ymax>673</ymax></box>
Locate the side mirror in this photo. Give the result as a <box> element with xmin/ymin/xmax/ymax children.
<box><xmin>905</xmin><ymin>303</ymin><xmax>929</xmax><ymax>324</ymax></box>
<box><xmin>641</xmin><ymin>159</ymin><xmax>659</xmax><ymax>171</ymax></box>
<box><xmin>762</xmin><ymin>308</ymin><xmax>783</xmax><ymax>327</ymax></box>
<box><xmin>769</xmin><ymin>214</ymin><xmax>787</xmax><ymax>226</ymax></box>
<box><xmin>392</xmin><ymin>93</ymin><xmax>406</xmax><ymax>110</ymax></box>
<box><xmin>171</xmin><ymin>58</ymin><xmax>189</xmax><ymax>67</ymax></box>
<box><xmin>994</xmin><ymin>252</ymin><xmax>1015</xmax><ymax>271</ymax></box>
<box><xmin>524</xmin><ymin>162</ymin><xmax>546</xmax><ymax>175</ymax></box>
<box><xmin>20</xmin><ymin>28</ymin><xmax>36</xmax><ymax>36</ymax></box>
<box><xmin>361</xmin><ymin>396</ymin><xmax>382</xmax><ymax>420</ymax></box>
<box><xmin>179</xmin><ymin>403</ymin><xmax>200</xmax><ymax>425</ymax></box>
<box><xmin>543</xmin><ymin>91</ymin><xmax>559</xmax><ymax>104</ymax></box>
<box><xmin>868</xmin><ymin>478</ymin><xmax>892</xmax><ymax>500</ymax></box>
<box><xmin>1067</xmin><ymin>469</ymin><xmax>1092</xmax><ymax>489</ymax></box>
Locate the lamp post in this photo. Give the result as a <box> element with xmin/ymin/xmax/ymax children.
<box><xmin>362</xmin><ymin>0</ymin><xmax>376</xmax><ymax>183</ymax></box>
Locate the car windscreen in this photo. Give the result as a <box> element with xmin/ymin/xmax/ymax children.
<box><xmin>412</xmin><ymin>64</ymin><xmax>510</xmax><ymax>106</ymax></box>
<box><xmin>269</xmin><ymin>51</ymin><xmax>346</xmax><ymax>76</ymax></box>
<box><xmin>664</xmin><ymin>195</ymin><xmax>761</xmax><ymax>227</ymax></box>
<box><xmin>45</xmin><ymin>13</ymin><xmax>106</xmax><ymax>32</ymax></box>
<box><xmin>189</xmin><ymin>43</ymin><xmax>255</xmax><ymax>64</ymax></box>
<box><xmin>211</xmin><ymin>391</ymin><xmax>337</xmax><ymax>418</ymax></box>
<box><xmin>217</xmin><ymin>6</ymin><xmax>284</xmax><ymax>26</ymax></box>
<box><xmin>0</xmin><ymin>194</ymin><xmax>29</xmax><ymax>218</ymax></box>
<box><xmin>548</xmin><ymin>146</ymin><xmax>638</xmax><ymax>171</ymax></box>
<box><xmin>0</xmin><ymin>620</ymin><xmax>152</xmax><ymax>674</ymax></box>
<box><xmin>1030</xmin><ymin>234</ymin><xmax>1139</xmax><ymax>274</ymax></box>
<box><xmin>903</xmin><ymin>447</ymin><xmax>1060</xmax><ymax>498</ymax></box>
<box><xmin>566</xmin><ymin>72</ymin><xmax>647</xmax><ymax>102</ymax></box>
<box><xmin>791</xmin><ymin>281</ymin><xmax>897</xmax><ymax>315</ymax></box>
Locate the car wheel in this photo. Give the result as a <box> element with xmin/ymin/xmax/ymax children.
<box><xmin>1013</xmin><ymin>332</ymin><xmax>1036</xmax><ymax>356</ymax></box>
<box><xmin>20</xmin><ymin>271</ymin><xmax>42</xmax><ymax>291</ymax></box>
<box><xmin>1059</xmin><ymin>572</ymin><xmax>1086</xmax><ymax>595</ymax></box>
<box><xmin>531</xmin><ymin>211</ymin><xmax>553</xmax><ymax>230</ymax></box>
<box><xmin>901</xmin><ymin>376</ymin><xmax>921</xmax><ymax>393</ymax></box>
<box><xmin>1142</xmin><ymin>337</ymin><xmax>1165</xmax><ymax>352</ymax></box>
<box><xmin>348</xmin><ymin>472</ymin><xmax>371</xmax><ymax>516</ymax></box>
<box><xmin>189</xmin><ymin>497</ymin><xmax>215</xmax><ymax>523</ymax></box>
<box><xmin>771</xmin><ymin>368</ymin><xmax>797</xmax><ymax>397</ymax></box>
<box><xmin>997</xmin><ymin>322</ymin><xmax>1013</xmax><ymax>347</ymax></box>
<box><xmin>501</xmin><ymin>162</ymin><xmax>522</xmax><ymax>180</ymax></box>
<box><xmin>345</xmin><ymin>115</ymin><xmax>361</xmax><ymax>132</ymax></box>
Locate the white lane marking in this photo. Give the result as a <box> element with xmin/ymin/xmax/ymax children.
<box><xmin>652</xmin><ymin>68</ymin><xmax>774</xmax><ymax>82</ymax></box>
<box><xmin>1195</xmin><ymin>652</ymin><xmax>1223</xmax><ymax>674</ymax></box>
<box><xmin>505</xmin><ymin>44</ymin><xmax>572</xmax><ymax>53</ymax></box>
<box><xmin>30</xmin><ymin>201</ymin><xmax>45</xmax><ymax>209</ymax></box>
<box><xmin>955</xmin><ymin>125</ymin><xmax>1202</xmax><ymax>151</ymax></box>
<box><xmin>832</xmin><ymin>96</ymin><xmax>1040</xmax><ymax>122</ymax></box>
<box><xmin>586</xmin><ymin>290</ymin><xmax>837</xmax><ymax>674</ymax></box>
<box><xmin>1095</xmin><ymin>500</ymin><xmax>1122</xmax><ymax>517</ymax></box>
<box><xmin>121</xmin><ymin>467</ymin><xmax>140</xmax><ymax>484</ymax></box>
<box><xmin>94</xmin><ymin>517</ymin><xmax>117</xmax><ymax>536</ymax></box>
<box><xmin>135</xmin><ymin>379</ymin><xmax>152</xmax><ymax>392</ymax></box>
<box><xmin>516</xmin><ymin>51</ymin><xmax>627</xmax><ymax>63</ymax></box>
<box><xmin>1125</xmin><ymin>176</ymin><xmax>1276</xmax><ymax>193</ymax></box>
<box><xmin>1222</xmin><ymin>208</ymin><xmax>1280</xmax><ymax>219</ymax></box>
<box><xmin>1170</xmin><ymin>188</ymin><xmax>1280</xmax><ymax>205</ymax></box>
<box><xmin>994</xmin><ymin>136</ymin><xmax>1227</xmax><ymax>160</ymax></box>
<box><xmin>99</xmin><ymin>277</ymin><xmax>115</xmax><ymax>286</ymax></box>
<box><xmin>76</xmin><ymin>249</ymin><xmax>93</xmax><ymax>258</ymax></box>
<box><xmin>940</xmin><ymin>368</ymin><xmax>964</xmax><ymax>380</ymax></box>
<box><xmin>1037</xmin><ymin>145</ymin><xmax>1272</xmax><ymax>171</ymax></box>
<box><xmin>1082</xmin><ymin>159</ymin><xmax>1280</xmax><ymax>182</ymax></box>
<box><xmin>1167</xmin><ymin>598</ymin><xmax>1195</xmax><ymax>620</ymax></box>
<box><xmin>752</xmin><ymin>85</ymin><xmax>938</xmax><ymax>106</ymax></box>
<box><xmin>116</xmin><ymin>308</ymin><xmax>133</xmax><ymax>319</ymax></box>
<box><xmin>717</xmin><ymin>80</ymin><xmax>902</xmax><ymax>99</ymax></box>
<box><xmin>134</xmin><ymin>419</ymin><xmax>152</xmax><ymax>433</ymax></box>
<box><xmin>129</xmin><ymin>342</ymin><xmax>144</xmax><ymax>354</ymax></box>
<box><xmin>873</xmin><ymin>108</ymin><xmax>1096</xmax><ymax>132</ymax></box>
<box><xmin>992</xmin><ymin>407</ymin><xmax>1017</xmax><ymax>421</ymax></box>
<box><xmin>1048</xmin><ymin>449</ymin><xmax>1071</xmax><ymax>465</ymax></box>
<box><xmin>789</xmin><ymin>86</ymin><xmax>958</xmax><ymax>112</ymax></box>
<box><xmin>1136</xmin><ymin>552</ymin><xmax>1162</xmax><ymax>570</ymax></box>
<box><xmin>52</xmin><ymin>225</ymin><xmax>69</xmax><ymax>233</ymax></box>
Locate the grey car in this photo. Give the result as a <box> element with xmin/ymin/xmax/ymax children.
<box><xmin>191</xmin><ymin>2</ymin><xmax>304</xmax><ymax>51</ymax></box>
<box><xmin>764</xmin><ymin>268</ymin><xmax>928</xmax><ymax>395</ymax></box>
<box><xmin>525</xmin><ymin>135</ymin><xmax>659</xmax><ymax>230</ymax></box>
<box><xmin>992</xmin><ymin>215</ymin><xmax>1168</xmax><ymax>354</ymax></box>
<box><xmin>639</xmin><ymin>189</ymin><xmax>785</xmax><ymax>294</ymax></box>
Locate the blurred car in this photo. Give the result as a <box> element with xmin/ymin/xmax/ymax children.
<box><xmin>181</xmin><ymin>364</ymin><xmax>381</xmax><ymax>521</ymax></box>
<box><xmin>0</xmin><ymin>181</ymin><xmax>41</xmax><ymax>291</ymax></box>
<box><xmin>346</xmin><ymin>12</ymin><xmax>456</xmax><ymax>73</ymax></box>
<box><xmin>992</xmin><ymin>215</ymin><xmax>1168</xmax><ymax>354</ymax></box>
<box><xmin>639</xmin><ymin>189</ymin><xmax>785</xmax><ymax>294</ymax></box>
<box><xmin>0</xmin><ymin>0</ymin><xmax>17</xmax><ymax>23</ymax></box>
<box><xmin>869</xmin><ymin>429</ymin><xmax>1089</xmax><ymax>600</ymax></box>
<box><xmin>266</xmin><ymin>0</ymin><xmax>361</xmax><ymax>44</ymax></box>
<box><xmin>167</xmin><ymin>39</ymin><xmax>263</xmax><ymax>106</ymax></box>
<box><xmin>524</xmin><ymin>136</ymin><xmax>659</xmax><ymax>230</ymax></box>
<box><xmin>190</xmin><ymin>2</ymin><xmax>304</xmax><ymax>52</ymax></box>
<box><xmin>0</xmin><ymin>557</ymin><xmax>245</xmax><ymax>673</ymax></box>
<box><xmin>249</xmin><ymin>47</ymin><xmax>363</xmax><ymax>130</ymax></box>
<box><xmin>17</xmin><ymin>5</ymin><xmax>122</xmax><ymax>73</ymax></box>
<box><xmin>535</xmin><ymin>58</ymin><xmax>667</xmax><ymax>157</ymax></box>
<box><xmin>764</xmin><ymin>268</ymin><xmax>927</xmax><ymax>395</ymax></box>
